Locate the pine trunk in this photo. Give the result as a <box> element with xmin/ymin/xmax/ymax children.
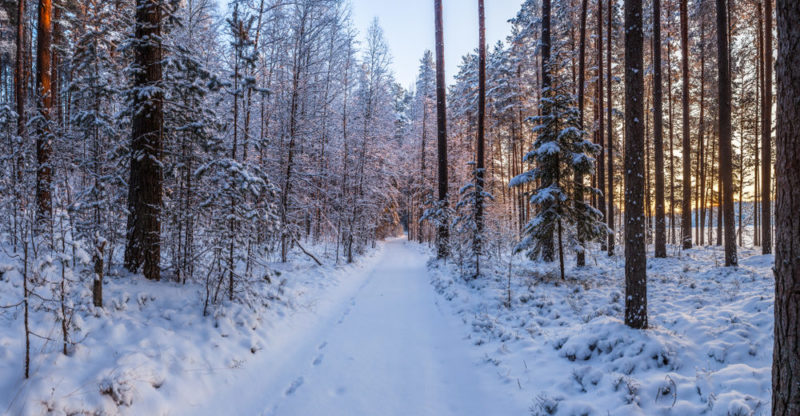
<box><xmin>680</xmin><ymin>0</ymin><xmax>692</xmax><ymax>249</ymax></box>
<box><xmin>762</xmin><ymin>0</ymin><xmax>773</xmax><ymax>254</ymax></box>
<box><xmin>36</xmin><ymin>0</ymin><xmax>53</xmax><ymax>232</ymax></box>
<box><xmin>15</xmin><ymin>0</ymin><xmax>25</xmax><ymax>141</ymax></box>
<box><xmin>772</xmin><ymin>1</ymin><xmax>800</xmax><ymax>412</ymax></box>
<box><xmin>125</xmin><ymin>0</ymin><xmax>164</xmax><ymax>281</ymax></box>
<box><xmin>699</xmin><ymin>18</ymin><xmax>707</xmax><ymax>246</ymax></box>
<box><xmin>716</xmin><ymin>0</ymin><xmax>737</xmax><ymax>266</ymax></box>
<box><xmin>607</xmin><ymin>0</ymin><xmax>615</xmax><ymax>256</ymax></box>
<box><xmin>434</xmin><ymin>0</ymin><xmax>450</xmax><ymax>259</ymax></box>
<box><xmin>653</xmin><ymin>0</ymin><xmax>666</xmax><ymax>257</ymax></box>
<box><xmin>624</xmin><ymin>0</ymin><xmax>647</xmax><ymax>329</ymax></box>
<box><xmin>475</xmin><ymin>0</ymin><xmax>486</xmax><ymax>272</ymax></box>
<box><xmin>576</xmin><ymin>0</ymin><xmax>588</xmax><ymax>266</ymax></box>
<box><xmin>597</xmin><ymin>0</ymin><xmax>607</xmax><ymax>254</ymax></box>
<box><xmin>667</xmin><ymin>27</ymin><xmax>676</xmax><ymax>245</ymax></box>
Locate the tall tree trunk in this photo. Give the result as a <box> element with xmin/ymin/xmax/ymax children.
<box><xmin>537</xmin><ymin>0</ymin><xmax>555</xmax><ymax>262</ymax></box>
<box><xmin>36</xmin><ymin>0</ymin><xmax>53</xmax><ymax>232</ymax></box>
<box><xmin>597</xmin><ymin>0</ymin><xmax>607</xmax><ymax>254</ymax></box>
<box><xmin>738</xmin><ymin>79</ymin><xmax>745</xmax><ymax>247</ymax></box>
<box><xmin>755</xmin><ymin>1</ymin><xmax>763</xmax><ymax>247</ymax></box>
<box><xmin>698</xmin><ymin>16</ymin><xmax>707</xmax><ymax>246</ymax></box>
<box><xmin>653</xmin><ymin>0</ymin><xmax>666</xmax><ymax>257</ymax></box>
<box><xmin>14</xmin><ymin>0</ymin><xmax>26</xmax><ymax>252</ymax></box>
<box><xmin>709</xmin><ymin>134</ymin><xmax>716</xmax><ymax>244</ymax></box>
<box><xmin>434</xmin><ymin>0</ymin><xmax>450</xmax><ymax>259</ymax></box>
<box><xmin>716</xmin><ymin>0</ymin><xmax>737</xmax><ymax>266</ymax></box>
<box><xmin>125</xmin><ymin>0</ymin><xmax>164</xmax><ymax>281</ymax></box>
<box><xmin>680</xmin><ymin>0</ymin><xmax>692</xmax><ymax>249</ymax></box>
<box><xmin>607</xmin><ymin>0</ymin><xmax>615</xmax><ymax>256</ymax></box>
<box><xmin>475</xmin><ymin>0</ymin><xmax>486</xmax><ymax>273</ymax></box>
<box><xmin>15</xmin><ymin>0</ymin><xmax>25</xmax><ymax>142</ymax></box>
<box><xmin>772</xmin><ymin>1</ymin><xmax>800</xmax><ymax>413</ymax></box>
<box><xmin>624</xmin><ymin>0</ymin><xmax>647</xmax><ymax>330</ymax></box>
<box><xmin>52</xmin><ymin>1</ymin><xmax>60</xmax><ymax>128</ymax></box>
<box><xmin>644</xmin><ymin>79</ymin><xmax>651</xmax><ymax>243</ymax></box>
<box><xmin>419</xmin><ymin>100</ymin><xmax>427</xmax><ymax>244</ymax></box>
<box><xmin>576</xmin><ymin>0</ymin><xmax>588</xmax><ymax>266</ymax></box>
<box><xmin>761</xmin><ymin>0</ymin><xmax>773</xmax><ymax>254</ymax></box>
<box><xmin>667</xmin><ymin>23</ymin><xmax>677</xmax><ymax>245</ymax></box>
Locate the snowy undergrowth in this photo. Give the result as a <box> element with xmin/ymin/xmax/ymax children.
<box><xmin>427</xmin><ymin>243</ymin><xmax>773</xmax><ymax>416</ymax></box>
<box><xmin>0</xmin><ymin>243</ymin><xmax>382</xmax><ymax>416</ymax></box>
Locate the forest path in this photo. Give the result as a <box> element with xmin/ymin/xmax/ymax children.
<box><xmin>190</xmin><ymin>238</ymin><xmax>518</xmax><ymax>416</ymax></box>
<box><xmin>256</xmin><ymin>238</ymin><xmax>514</xmax><ymax>416</ymax></box>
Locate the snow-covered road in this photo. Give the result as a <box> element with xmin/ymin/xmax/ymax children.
<box><xmin>188</xmin><ymin>238</ymin><xmax>522</xmax><ymax>416</ymax></box>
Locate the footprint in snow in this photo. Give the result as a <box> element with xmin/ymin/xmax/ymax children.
<box><xmin>313</xmin><ymin>354</ymin><xmax>324</xmax><ymax>366</ymax></box>
<box><xmin>285</xmin><ymin>377</ymin><xmax>304</xmax><ymax>396</ymax></box>
<box><xmin>318</xmin><ymin>342</ymin><xmax>328</xmax><ymax>350</ymax></box>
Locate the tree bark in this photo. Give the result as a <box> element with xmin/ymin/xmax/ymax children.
<box><xmin>667</xmin><ymin>20</ymin><xmax>676</xmax><ymax>245</ymax></box>
<box><xmin>15</xmin><ymin>0</ymin><xmax>25</xmax><ymax>141</ymax></box>
<box><xmin>716</xmin><ymin>0</ymin><xmax>737</xmax><ymax>266</ymax></box>
<box><xmin>475</xmin><ymin>0</ymin><xmax>486</xmax><ymax>272</ymax></box>
<box><xmin>125</xmin><ymin>0</ymin><xmax>164</xmax><ymax>281</ymax></box>
<box><xmin>36</xmin><ymin>0</ymin><xmax>54</xmax><ymax>232</ymax></box>
<box><xmin>680</xmin><ymin>0</ymin><xmax>692</xmax><ymax>249</ymax></box>
<box><xmin>576</xmin><ymin>0</ymin><xmax>588</xmax><ymax>266</ymax></box>
<box><xmin>93</xmin><ymin>241</ymin><xmax>106</xmax><ymax>307</ymax></box>
<box><xmin>772</xmin><ymin>2</ymin><xmax>800</xmax><ymax>413</ymax></box>
<box><xmin>653</xmin><ymin>0</ymin><xmax>666</xmax><ymax>257</ymax></box>
<box><xmin>761</xmin><ymin>0</ymin><xmax>773</xmax><ymax>254</ymax></box>
<box><xmin>434</xmin><ymin>0</ymin><xmax>450</xmax><ymax>259</ymax></box>
<box><xmin>699</xmin><ymin>16</ymin><xmax>707</xmax><ymax>246</ymax></box>
<box><xmin>607</xmin><ymin>0</ymin><xmax>615</xmax><ymax>256</ymax></box>
<box><xmin>755</xmin><ymin>1</ymin><xmax>763</xmax><ymax>247</ymax></box>
<box><xmin>624</xmin><ymin>0</ymin><xmax>647</xmax><ymax>329</ymax></box>
<box><xmin>597</xmin><ymin>0</ymin><xmax>607</xmax><ymax>254</ymax></box>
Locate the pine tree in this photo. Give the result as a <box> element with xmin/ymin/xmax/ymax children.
<box><xmin>511</xmin><ymin>43</ymin><xmax>606</xmax><ymax>280</ymax></box>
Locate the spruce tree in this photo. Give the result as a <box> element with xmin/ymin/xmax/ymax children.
<box><xmin>511</xmin><ymin>45</ymin><xmax>607</xmax><ymax>279</ymax></box>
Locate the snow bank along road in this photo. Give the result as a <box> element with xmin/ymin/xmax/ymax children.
<box><xmin>186</xmin><ymin>238</ymin><xmax>522</xmax><ymax>416</ymax></box>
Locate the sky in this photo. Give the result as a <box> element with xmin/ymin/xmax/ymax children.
<box><xmin>349</xmin><ymin>0</ymin><xmax>525</xmax><ymax>89</ymax></box>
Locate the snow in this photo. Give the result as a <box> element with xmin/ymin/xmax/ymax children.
<box><xmin>0</xmin><ymin>243</ymin><xmax>384</xmax><ymax>415</ymax></box>
<box><xmin>0</xmin><ymin>237</ymin><xmax>776</xmax><ymax>415</ymax></box>
<box><xmin>1</xmin><ymin>239</ymin><xmax>525</xmax><ymax>415</ymax></box>
<box><xmin>428</xmin><ymin>242</ymin><xmax>775</xmax><ymax>415</ymax></box>
<box><xmin>226</xmin><ymin>238</ymin><xmax>523</xmax><ymax>416</ymax></box>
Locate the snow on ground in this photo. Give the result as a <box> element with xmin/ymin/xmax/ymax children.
<box><xmin>0</xmin><ymin>242</ymin><xmax>385</xmax><ymax>415</ymax></box>
<box><xmin>206</xmin><ymin>238</ymin><xmax>527</xmax><ymax>416</ymax></box>
<box><xmin>428</xmin><ymin>242</ymin><xmax>774</xmax><ymax>416</ymax></box>
<box><xmin>0</xmin><ymin>234</ymin><xmax>775</xmax><ymax>416</ymax></box>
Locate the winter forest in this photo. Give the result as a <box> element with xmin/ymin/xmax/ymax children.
<box><xmin>0</xmin><ymin>0</ymin><xmax>799</xmax><ymax>414</ymax></box>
